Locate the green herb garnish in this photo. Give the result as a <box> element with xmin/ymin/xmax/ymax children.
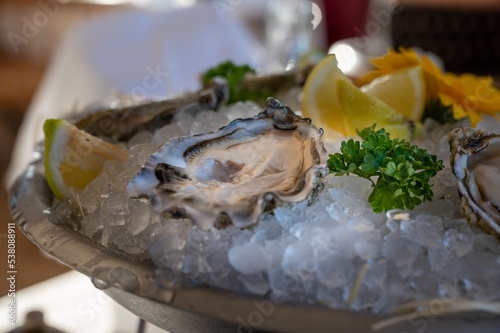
<box><xmin>202</xmin><ymin>61</ymin><xmax>271</xmax><ymax>104</ymax></box>
<box><xmin>327</xmin><ymin>124</ymin><xmax>444</xmax><ymax>213</ymax></box>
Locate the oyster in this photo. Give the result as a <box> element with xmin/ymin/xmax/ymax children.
<box><xmin>73</xmin><ymin>78</ymin><xmax>229</xmax><ymax>141</ymax></box>
<box><xmin>72</xmin><ymin>65</ymin><xmax>313</xmax><ymax>142</ymax></box>
<box><xmin>450</xmin><ymin>127</ymin><xmax>500</xmax><ymax>235</ymax></box>
<box><xmin>128</xmin><ymin>98</ymin><xmax>328</xmax><ymax>229</ymax></box>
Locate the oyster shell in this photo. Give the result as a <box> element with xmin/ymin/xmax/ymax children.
<box><xmin>128</xmin><ymin>98</ymin><xmax>328</xmax><ymax>229</ymax></box>
<box><xmin>450</xmin><ymin>127</ymin><xmax>500</xmax><ymax>235</ymax></box>
<box><xmin>74</xmin><ymin>77</ymin><xmax>229</xmax><ymax>141</ymax></box>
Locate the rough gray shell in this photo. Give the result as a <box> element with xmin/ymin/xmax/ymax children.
<box><xmin>450</xmin><ymin>127</ymin><xmax>500</xmax><ymax>236</ymax></box>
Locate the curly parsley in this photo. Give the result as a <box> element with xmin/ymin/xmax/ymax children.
<box><xmin>202</xmin><ymin>61</ymin><xmax>270</xmax><ymax>104</ymax></box>
<box><xmin>328</xmin><ymin>125</ymin><xmax>444</xmax><ymax>213</ymax></box>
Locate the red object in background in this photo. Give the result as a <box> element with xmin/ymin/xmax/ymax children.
<box><xmin>322</xmin><ymin>0</ymin><xmax>371</xmax><ymax>45</ymax></box>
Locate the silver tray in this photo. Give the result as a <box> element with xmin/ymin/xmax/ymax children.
<box><xmin>9</xmin><ymin>85</ymin><xmax>500</xmax><ymax>332</ymax></box>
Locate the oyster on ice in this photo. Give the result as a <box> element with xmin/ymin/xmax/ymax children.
<box><xmin>450</xmin><ymin>127</ymin><xmax>500</xmax><ymax>235</ymax></box>
<box><xmin>128</xmin><ymin>98</ymin><xmax>328</xmax><ymax>229</ymax></box>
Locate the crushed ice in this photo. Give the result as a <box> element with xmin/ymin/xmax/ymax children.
<box><xmin>57</xmin><ymin>102</ymin><xmax>500</xmax><ymax>313</ymax></box>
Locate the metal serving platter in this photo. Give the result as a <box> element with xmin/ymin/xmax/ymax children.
<box><xmin>9</xmin><ymin>82</ymin><xmax>500</xmax><ymax>332</ymax></box>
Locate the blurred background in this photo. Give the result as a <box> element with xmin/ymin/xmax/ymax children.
<box><xmin>0</xmin><ymin>0</ymin><xmax>499</xmax><ymax>330</ymax></box>
<box><xmin>0</xmin><ymin>0</ymin><xmax>124</xmax><ymax>296</ymax></box>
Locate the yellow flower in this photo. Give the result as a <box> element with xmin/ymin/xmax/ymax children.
<box><xmin>357</xmin><ymin>48</ymin><xmax>421</xmax><ymax>86</ymax></box>
<box><xmin>438</xmin><ymin>73</ymin><xmax>500</xmax><ymax>127</ymax></box>
<box><xmin>357</xmin><ymin>47</ymin><xmax>500</xmax><ymax>127</ymax></box>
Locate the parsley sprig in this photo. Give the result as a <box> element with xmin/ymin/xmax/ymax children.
<box><xmin>328</xmin><ymin>125</ymin><xmax>444</xmax><ymax>213</ymax></box>
<box><xmin>202</xmin><ymin>61</ymin><xmax>270</xmax><ymax>104</ymax></box>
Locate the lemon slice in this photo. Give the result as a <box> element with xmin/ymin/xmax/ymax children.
<box><xmin>361</xmin><ymin>65</ymin><xmax>426</xmax><ymax>121</ymax></box>
<box><xmin>302</xmin><ymin>54</ymin><xmax>351</xmax><ymax>137</ymax></box>
<box><xmin>337</xmin><ymin>79</ymin><xmax>416</xmax><ymax>142</ymax></box>
<box><xmin>44</xmin><ymin>119</ymin><xmax>128</xmax><ymax>200</ymax></box>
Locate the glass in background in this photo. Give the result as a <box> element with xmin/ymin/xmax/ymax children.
<box><xmin>264</xmin><ymin>0</ymin><xmax>324</xmax><ymax>73</ymax></box>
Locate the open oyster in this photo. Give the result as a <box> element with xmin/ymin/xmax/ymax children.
<box><xmin>450</xmin><ymin>127</ymin><xmax>500</xmax><ymax>235</ymax></box>
<box><xmin>128</xmin><ymin>98</ymin><xmax>328</xmax><ymax>229</ymax></box>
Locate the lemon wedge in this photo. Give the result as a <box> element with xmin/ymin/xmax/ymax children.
<box><xmin>361</xmin><ymin>65</ymin><xmax>426</xmax><ymax>121</ymax></box>
<box><xmin>337</xmin><ymin>79</ymin><xmax>417</xmax><ymax>142</ymax></box>
<box><xmin>301</xmin><ymin>54</ymin><xmax>351</xmax><ymax>138</ymax></box>
<box><xmin>44</xmin><ymin>119</ymin><xmax>128</xmax><ymax>200</ymax></box>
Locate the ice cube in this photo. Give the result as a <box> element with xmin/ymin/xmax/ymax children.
<box><xmin>82</xmin><ymin>209</ymin><xmax>103</xmax><ymax>239</ymax></box>
<box><xmin>47</xmin><ymin>198</ymin><xmax>76</xmax><ymax>226</ymax></box>
<box><xmin>350</xmin><ymin>262</ymin><xmax>387</xmax><ymax>311</ymax></box>
<box><xmin>113</xmin><ymin>234</ymin><xmax>147</xmax><ymax>254</ymax></box>
<box><xmin>79</xmin><ymin>166</ymin><xmax>114</xmax><ymax>200</ymax></box>
<box><xmin>100</xmin><ymin>226</ymin><xmax>112</xmax><ymax>248</ymax></box>
<box><xmin>125</xmin><ymin>198</ymin><xmax>151</xmax><ymax>236</ymax></box>
<box><xmin>274</xmin><ymin>201</ymin><xmax>307</xmax><ymax>229</ymax></box>
<box><xmin>312</xmin><ymin>226</ymin><xmax>360</xmax><ymax>259</ymax></box>
<box><xmin>190</xmin><ymin>110</ymin><xmax>228</xmax><ymax>135</ymax></box>
<box><xmin>221</xmin><ymin>101</ymin><xmax>261</xmax><ymax>121</ymax></box>
<box><xmin>292</xmin><ymin>225</ymin><xmax>324</xmax><ymax>242</ymax></box>
<box><xmin>315</xmin><ymin>283</ymin><xmax>346</xmax><ymax>308</ymax></box>
<box><xmin>164</xmin><ymin>250</ymin><xmax>185</xmax><ymax>272</ymax></box>
<box><xmin>268</xmin><ymin>266</ymin><xmax>300</xmax><ymax>297</ymax></box>
<box><xmin>162</xmin><ymin>219</ymin><xmax>192</xmax><ymax>252</ymax></box>
<box><xmin>182</xmin><ymin>253</ymin><xmax>210</xmax><ymax>278</ymax></box>
<box><xmin>382</xmin><ymin>234</ymin><xmax>421</xmax><ymax>267</ymax></box>
<box><xmin>347</xmin><ymin>217</ymin><xmax>374</xmax><ymax>232</ymax></box>
<box><xmin>148</xmin><ymin>238</ymin><xmax>170</xmax><ymax>268</ymax></box>
<box><xmin>281</xmin><ymin>240</ymin><xmax>317</xmax><ymax>280</ymax></box>
<box><xmin>103</xmin><ymin>191</ymin><xmax>130</xmax><ymax>216</ymax></box>
<box><xmin>127</xmin><ymin>131</ymin><xmax>153</xmax><ymax>148</ymax></box>
<box><xmin>437</xmin><ymin>279</ymin><xmax>464</xmax><ymax>300</ymax></box>
<box><xmin>210</xmin><ymin>266</ymin><xmax>242</xmax><ymax>291</ymax></box>
<box><xmin>323</xmin><ymin>175</ymin><xmax>372</xmax><ymax>201</ymax></box>
<box><xmin>411</xmin><ymin>254</ymin><xmax>431</xmax><ymax>278</ymax></box>
<box><xmin>439</xmin><ymin>257</ymin><xmax>466</xmax><ymax>282</ymax></box>
<box><xmin>427</xmin><ymin>245</ymin><xmax>454</xmax><ymax>272</ymax></box>
<box><xmin>355</xmin><ymin>240</ymin><xmax>380</xmax><ymax>260</ymax></box>
<box><xmin>462</xmin><ymin>277</ymin><xmax>491</xmax><ymax>301</ymax></box>
<box><xmin>152</xmin><ymin>123</ymin><xmax>185</xmax><ymax>146</ymax></box>
<box><xmin>463</xmin><ymin>251</ymin><xmax>499</xmax><ymax>278</ymax></box>
<box><xmin>400</xmin><ymin>215</ymin><xmax>444</xmax><ymax>249</ymax></box>
<box><xmin>228</xmin><ymin>243</ymin><xmax>271</xmax><ymax>274</ymax></box>
<box><xmin>172</xmin><ymin>103</ymin><xmax>199</xmax><ymax>133</ymax></box>
<box><xmin>100</xmin><ymin>160</ymin><xmax>133</xmax><ymax>190</ymax></box>
<box><xmin>128</xmin><ymin>143</ymin><xmax>158</xmax><ymax>165</ymax></box>
<box><xmin>443</xmin><ymin>229</ymin><xmax>473</xmax><ymax>257</ymax></box>
<box><xmin>315</xmin><ymin>255</ymin><xmax>355</xmax><ymax>288</ymax></box>
<box><xmin>238</xmin><ymin>272</ymin><xmax>270</xmax><ymax>295</ymax></box>
<box><xmin>409</xmin><ymin>270</ymin><xmax>440</xmax><ymax>295</ymax></box>
<box><xmin>443</xmin><ymin>218</ymin><xmax>469</xmax><ymax>230</ymax></box>
<box><xmin>473</xmin><ymin>233</ymin><xmax>500</xmax><ymax>253</ymax></box>
<box><xmin>371</xmin><ymin>270</ymin><xmax>412</xmax><ymax>313</ymax></box>
<box><xmin>385</xmin><ymin>218</ymin><xmax>400</xmax><ymax>233</ymax></box>
<box><xmin>327</xmin><ymin>188</ymin><xmax>370</xmax><ymax>223</ymax></box>
<box><xmin>251</xmin><ymin>215</ymin><xmax>282</xmax><ymax>244</ymax></box>
<box><xmin>265</xmin><ymin>234</ymin><xmax>294</xmax><ymax>266</ymax></box>
<box><xmin>304</xmin><ymin>193</ymin><xmax>336</xmax><ymax>223</ymax></box>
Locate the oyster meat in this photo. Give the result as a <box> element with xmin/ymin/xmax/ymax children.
<box><xmin>128</xmin><ymin>98</ymin><xmax>328</xmax><ymax>229</ymax></box>
<box><xmin>450</xmin><ymin>127</ymin><xmax>500</xmax><ymax>235</ymax></box>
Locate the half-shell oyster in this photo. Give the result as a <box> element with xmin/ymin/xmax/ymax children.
<box><xmin>450</xmin><ymin>127</ymin><xmax>500</xmax><ymax>235</ymax></box>
<box><xmin>128</xmin><ymin>98</ymin><xmax>328</xmax><ymax>229</ymax></box>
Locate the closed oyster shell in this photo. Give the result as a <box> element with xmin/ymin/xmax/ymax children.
<box><xmin>449</xmin><ymin>127</ymin><xmax>500</xmax><ymax>235</ymax></box>
<box><xmin>128</xmin><ymin>98</ymin><xmax>328</xmax><ymax>229</ymax></box>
